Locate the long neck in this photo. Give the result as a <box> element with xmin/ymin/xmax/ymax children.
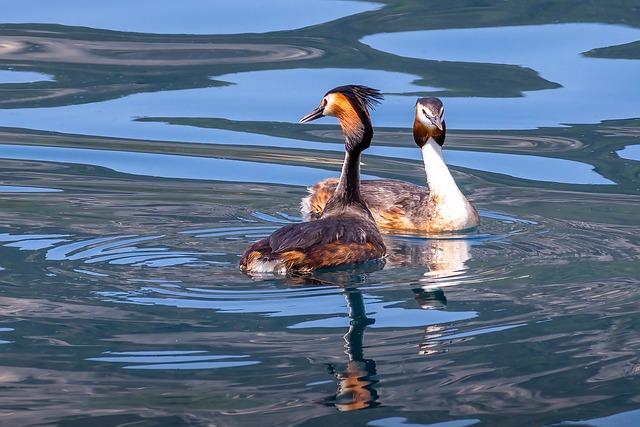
<box><xmin>421</xmin><ymin>138</ymin><xmax>462</xmax><ymax>196</ymax></box>
<box><xmin>332</xmin><ymin>150</ymin><xmax>363</xmax><ymax>205</ymax></box>
<box><xmin>421</xmin><ymin>137</ymin><xmax>479</xmax><ymax>229</ymax></box>
<box><xmin>339</xmin><ymin>105</ymin><xmax>373</xmax><ymax>154</ymax></box>
<box><xmin>324</xmin><ymin>110</ymin><xmax>372</xmax><ymax>215</ymax></box>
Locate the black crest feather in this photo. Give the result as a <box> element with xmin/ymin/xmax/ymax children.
<box><xmin>326</xmin><ymin>85</ymin><xmax>383</xmax><ymax>112</ymax></box>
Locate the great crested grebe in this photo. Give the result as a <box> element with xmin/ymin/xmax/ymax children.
<box><xmin>301</xmin><ymin>97</ymin><xmax>479</xmax><ymax>233</ymax></box>
<box><xmin>240</xmin><ymin>85</ymin><xmax>386</xmax><ymax>274</ymax></box>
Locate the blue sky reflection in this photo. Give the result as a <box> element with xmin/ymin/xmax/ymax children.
<box><xmin>363</xmin><ymin>23</ymin><xmax>640</xmax><ymax>129</ymax></box>
<box><xmin>4</xmin><ymin>0</ymin><xmax>381</xmax><ymax>34</ymax></box>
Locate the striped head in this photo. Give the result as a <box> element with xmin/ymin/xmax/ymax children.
<box><xmin>300</xmin><ymin>85</ymin><xmax>383</xmax><ymax>152</ymax></box>
<box><xmin>414</xmin><ymin>97</ymin><xmax>446</xmax><ymax>148</ymax></box>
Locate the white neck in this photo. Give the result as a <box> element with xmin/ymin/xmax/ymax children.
<box><xmin>421</xmin><ymin>138</ymin><xmax>462</xmax><ymax>197</ymax></box>
<box><xmin>421</xmin><ymin>138</ymin><xmax>478</xmax><ymax>229</ymax></box>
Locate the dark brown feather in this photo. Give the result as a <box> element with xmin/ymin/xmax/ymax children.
<box><xmin>303</xmin><ymin>178</ymin><xmax>432</xmax><ymax>231</ymax></box>
<box><xmin>241</xmin><ymin>85</ymin><xmax>386</xmax><ymax>273</ymax></box>
<box><xmin>240</xmin><ymin>216</ymin><xmax>385</xmax><ymax>272</ymax></box>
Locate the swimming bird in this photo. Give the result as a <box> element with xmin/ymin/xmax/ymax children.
<box><xmin>240</xmin><ymin>85</ymin><xmax>386</xmax><ymax>274</ymax></box>
<box><xmin>301</xmin><ymin>97</ymin><xmax>479</xmax><ymax>233</ymax></box>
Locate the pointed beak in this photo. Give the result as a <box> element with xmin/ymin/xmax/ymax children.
<box><xmin>430</xmin><ymin>116</ymin><xmax>444</xmax><ymax>131</ymax></box>
<box><xmin>299</xmin><ymin>105</ymin><xmax>325</xmax><ymax>123</ymax></box>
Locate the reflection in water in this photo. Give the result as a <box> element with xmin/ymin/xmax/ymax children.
<box><xmin>363</xmin><ymin>23</ymin><xmax>640</xmax><ymax>129</ymax></box>
<box><xmin>312</xmin><ymin>235</ymin><xmax>475</xmax><ymax>411</ymax></box>
<box><xmin>0</xmin><ymin>37</ymin><xmax>324</xmax><ymax>67</ymax></box>
<box><xmin>551</xmin><ymin>408</ymin><xmax>640</xmax><ymax>427</ymax></box>
<box><xmin>0</xmin><ymin>144</ymin><xmax>339</xmax><ymax>187</ymax></box>
<box><xmin>87</xmin><ymin>350</ymin><xmax>259</xmax><ymax>370</ymax></box>
<box><xmin>418</xmin><ymin>322</ymin><xmax>450</xmax><ymax>357</ymax></box>
<box><xmin>406</xmin><ymin>239</ymin><xmax>469</xmax><ymax>357</ymax></box>
<box><xmin>413</xmin><ymin>288</ymin><xmax>447</xmax><ymax>311</ymax></box>
<box><xmin>2</xmin><ymin>197</ymin><xmax>638</xmax><ymax>424</ymax></box>
<box><xmin>4</xmin><ymin>0</ymin><xmax>380</xmax><ymax>35</ymax></box>
<box><xmin>0</xmin><ymin>185</ymin><xmax>62</xmax><ymax>193</ymax></box>
<box><xmin>323</xmin><ymin>291</ymin><xmax>379</xmax><ymax>411</ymax></box>
<box><xmin>618</xmin><ymin>144</ymin><xmax>640</xmax><ymax>161</ymax></box>
<box><xmin>0</xmin><ymin>70</ymin><xmax>53</xmax><ymax>83</ymax></box>
<box><xmin>418</xmin><ymin>239</ymin><xmax>471</xmax><ymax>283</ymax></box>
<box><xmin>1</xmin><ymin>2</ymin><xmax>639</xmax><ymax>425</ymax></box>
<box><xmin>385</xmin><ymin>234</ymin><xmax>473</xmax><ymax>286</ymax></box>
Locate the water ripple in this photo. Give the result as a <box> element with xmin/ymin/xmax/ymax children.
<box><xmin>1</xmin><ymin>232</ymin><xmax>225</xmax><ymax>269</ymax></box>
<box><xmin>0</xmin><ymin>37</ymin><xmax>324</xmax><ymax>67</ymax></box>
<box><xmin>87</xmin><ymin>350</ymin><xmax>260</xmax><ymax>370</ymax></box>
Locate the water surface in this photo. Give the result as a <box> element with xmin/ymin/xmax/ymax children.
<box><xmin>1</xmin><ymin>1</ymin><xmax>639</xmax><ymax>426</ymax></box>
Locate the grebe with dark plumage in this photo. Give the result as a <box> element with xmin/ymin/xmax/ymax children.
<box><xmin>301</xmin><ymin>97</ymin><xmax>479</xmax><ymax>233</ymax></box>
<box><xmin>240</xmin><ymin>85</ymin><xmax>386</xmax><ymax>274</ymax></box>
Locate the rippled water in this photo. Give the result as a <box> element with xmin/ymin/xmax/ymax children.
<box><xmin>1</xmin><ymin>1</ymin><xmax>639</xmax><ymax>426</ymax></box>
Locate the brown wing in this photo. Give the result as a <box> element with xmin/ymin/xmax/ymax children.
<box><xmin>240</xmin><ymin>217</ymin><xmax>385</xmax><ymax>272</ymax></box>
<box><xmin>268</xmin><ymin>216</ymin><xmax>380</xmax><ymax>253</ymax></box>
<box><xmin>302</xmin><ymin>178</ymin><xmax>431</xmax><ymax>230</ymax></box>
<box><xmin>360</xmin><ymin>180</ymin><xmax>430</xmax><ymax>229</ymax></box>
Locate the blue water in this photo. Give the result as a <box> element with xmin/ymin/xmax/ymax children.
<box><xmin>1</xmin><ymin>1</ymin><xmax>639</xmax><ymax>426</ymax></box>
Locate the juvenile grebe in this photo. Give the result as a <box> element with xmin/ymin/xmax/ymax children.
<box><xmin>240</xmin><ymin>85</ymin><xmax>386</xmax><ymax>274</ymax></box>
<box><xmin>301</xmin><ymin>97</ymin><xmax>479</xmax><ymax>233</ymax></box>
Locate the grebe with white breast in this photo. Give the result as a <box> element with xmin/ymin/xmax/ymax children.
<box><xmin>302</xmin><ymin>97</ymin><xmax>479</xmax><ymax>233</ymax></box>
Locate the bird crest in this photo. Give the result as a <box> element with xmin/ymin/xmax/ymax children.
<box><xmin>326</xmin><ymin>85</ymin><xmax>383</xmax><ymax>114</ymax></box>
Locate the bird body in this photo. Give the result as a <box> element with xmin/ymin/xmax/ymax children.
<box><xmin>239</xmin><ymin>216</ymin><xmax>384</xmax><ymax>274</ymax></box>
<box><xmin>240</xmin><ymin>85</ymin><xmax>386</xmax><ymax>274</ymax></box>
<box><xmin>301</xmin><ymin>97</ymin><xmax>479</xmax><ymax>233</ymax></box>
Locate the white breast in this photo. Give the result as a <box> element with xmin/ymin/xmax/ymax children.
<box><xmin>422</xmin><ymin>139</ymin><xmax>479</xmax><ymax>230</ymax></box>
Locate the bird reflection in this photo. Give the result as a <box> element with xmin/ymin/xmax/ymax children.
<box><xmin>385</xmin><ymin>235</ymin><xmax>474</xmax><ymax>357</ymax></box>
<box><xmin>282</xmin><ymin>234</ymin><xmax>474</xmax><ymax>410</ymax></box>
<box><xmin>413</xmin><ymin>287</ymin><xmax>447</xmax><ymax>310</ymax></box>
<box><xmin>384</xmin><ymin>234</ymin><xmax>472</xmax><ymax>282</ymax></box>
<box><xmin>386</xmin><ymin>235</ymin><xmax>472</xmax><ymax>303</ymax></box>
<box><xmin>323</xmin><ymin>290</ymin><xmax>379</xmax><ymax>411</ymax></box>
<box><xmin>418</xmin><ymin>322</ymin><xmax>452</xmax><ymax>356</ymax></box>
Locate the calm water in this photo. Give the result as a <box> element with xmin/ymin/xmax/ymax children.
<box><xmin>1</xmin><ymin>1</ymin><xmax>640</xmax><ymax>426</ymax></box>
